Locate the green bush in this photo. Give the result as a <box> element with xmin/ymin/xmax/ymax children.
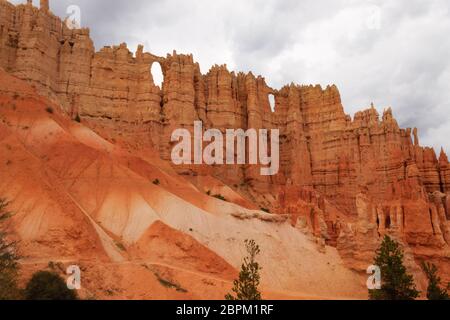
<box><xmin>213</xmin><ymin>194</ymin><xmax>227</xmax><ymax>202</ymax></box>
<box><xmin>155</xmin><ymin>275</ymin><xmax>187</xmax><ymax>293</ymax></box>
<box><xmin>0</xmin><ymin>199</ymin><xmax>21</xmax><ymax>300</ymax></box>
<box><xmin>422</xmin><ymin>262</ymin><xmax>449</xmax><ymax>300</ymax></box>
<box><xmin>25</xmin><ymin>271</ymin><xmax>78</xmax><ymax>300</ymax></box>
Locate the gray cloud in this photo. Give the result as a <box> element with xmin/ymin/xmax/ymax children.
<box><xmin>10</xmin><ymin>0</ymin><xmax>450</xmax><ymax>154</ymax></box>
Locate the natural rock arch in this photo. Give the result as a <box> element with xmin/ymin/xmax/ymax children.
<box><xmin>150</xmin><ymin>62</ymin><xmax>164</xmax><ymax>89</ymax></box>
<box><xmin>268</xmin><ymin>94</ymin><xmax>275</xmax><ymax>112</ymax></box>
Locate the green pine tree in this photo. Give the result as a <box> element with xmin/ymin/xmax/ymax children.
<box><xmin>0</xmin><ymin>199</ymin><xmax>21</xmax><ymax>300</ymax></box>
<box><xmin>225</xmin><ymin>239</ymin><xmax>262</xmax><ymax>300</ymax></box>
<box><xmin>422</xmin><ymin>262</ymin><xmax>449</xmax><ymax>300</ymax></box>
<box><xmin>369</xmin><ymin>235</ymin><xmax>420</xmax><ymax>300</ymax></box>
<box><xmin>25</xmin><ymin>271</ymin><xmax>78</xmax><ymax>300</ymax></box>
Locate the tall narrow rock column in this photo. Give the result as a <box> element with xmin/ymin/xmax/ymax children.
<box><xmin>40</xmin><ymin>0</ymin><xmax>49</xmax><ymax>11</ymax></box>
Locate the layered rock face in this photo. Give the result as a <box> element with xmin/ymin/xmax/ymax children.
<box><xmin>1</xmin><ymin>0</ymin><xmax>449</xmax><ymax>284</ymax></box>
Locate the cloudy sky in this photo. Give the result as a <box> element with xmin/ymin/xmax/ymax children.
<box><xmin>12</xmin><ymin>0</ymin><xmax>450</xmax><ymax>153</ymax></box>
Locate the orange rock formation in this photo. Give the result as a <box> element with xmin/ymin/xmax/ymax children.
<box><xmin>0</xmin><ymin>1</ymin><xmax>449</xmax><ymax>299</ymax></box>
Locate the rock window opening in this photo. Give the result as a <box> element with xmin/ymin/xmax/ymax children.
<box><xmin>268</xmin><ymin>94</ymin><xmax>275</xmax><ymax>113</ymax></box>
<box><xmin>151</xmin><ymin>62</ymin><xmax>164</xmax><ymax>89</ymax></box>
